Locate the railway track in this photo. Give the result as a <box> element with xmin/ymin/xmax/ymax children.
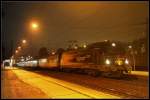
<box><xmin>41</xmin><ymin>75</ymin><xmax>143</xmax><ymax>99</ymax></box>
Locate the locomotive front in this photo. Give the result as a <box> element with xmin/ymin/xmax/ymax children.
<box><xmin>88</xmin><ymin>41</ymin><xmax>132</xmax><ymax>76</ymax></box>
<box><xmin>101</xmin><ymin>55</ymin><xmax>132</xmax><ymax>75</ymax></box>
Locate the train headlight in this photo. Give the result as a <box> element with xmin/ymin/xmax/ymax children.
<box><xmin>125</xmin><ymin>59</ymin><xmax>129</xmax><ymax>64</ymax></box>
<box><xmin>105</xmin><ymin>59</ymin><xmax>111</xmax><ymax>65</ymax></box>
<box><xmin>116</xmin><ymin>59</ymin><xmax>123</xmax><ymax>66</ymax></box>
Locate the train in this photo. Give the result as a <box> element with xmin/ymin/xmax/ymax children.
<box><xmin>16</xmin><ymin>41</ymin><xmax>132</xmax><ymax>77</ymax></box>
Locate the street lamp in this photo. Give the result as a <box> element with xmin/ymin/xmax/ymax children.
<box><xmin>29</xmin><ymin>21</ymin><xmax>39</xmax><ymax>57</ymax></box>
<box><xmin>31</xmin><ymin>22</ymin><xmax>39</xmax><ymax>31</ymax></box>
<box><xmin>32</xmin><ymin>23</ymin><xmax>38</xmax><ymax>28</ymax></box>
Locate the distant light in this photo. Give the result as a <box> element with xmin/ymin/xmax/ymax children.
<box><xmin>21</xmin><ymin>58</ymin><xmax>25</xmax><ymax>61</ymax></box>
<box><xmin>15</xmin><ymin>50</ymin><xmax>18</xmax><ymax>53</ymax></box>
<box><xmin>22</xmin><ymin>40</ymin><xmax>27</xmax><ymax>44</ymax></box>
<box><xmin>40</xmin><ymin>59</ymin><xmax>47</xmax><ymax>63</ymax></box>
<box><xmin>74</xmin><ymin>46</ymin><xmax>78</xmax><ymax>49</ymax></box>
<box><xmin>32</xmin><ymin>60</ymin><xmax>37</xmax><ymax>64</ymax></box>
<box><xmin>83</xmin><ymin>44</ymin><xmax>87</xmax><ymax>48</ymax></box>
<box><xmin>26</xmin><ymin>57</ymin><xmax>28</xmax><ymax>61</ymax></box>
<box><xmin>112</xmin><ymin>43</ymin><xmax>116</xmax><ymax>47</ymax></box>
<box><xmin>105</xmin><ymin>59</ymin><xmax>111</xmax><ymax>65</ymax></box>
<box><xmin>104</xmin><ymin>40</ymin><xmax>108</xmax><ymax>42</ymax></box>
<box><xmin>52</xmin><ymin>52</ymin><xmax>55</xmax><ymax>55</ymax></box>
<box><xmin>128</xmin><ymin>45</ymin><xmax>132</xmax><ymax>49</ymax></box>
<box><xmin>18</xmin><ymin>46</ymin><xmax>21</xmax><ymax>50</ymax></box>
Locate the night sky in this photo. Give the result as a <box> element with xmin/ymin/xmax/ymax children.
<box><xmin>2</xmin><ymin>1</ymin><xmax>149</xmax><ymax>58</ymax></box>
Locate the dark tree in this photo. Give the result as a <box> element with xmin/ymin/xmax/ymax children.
<box><xmin>38</xmin><ymin>47</ymin><xmax>49</xmax><ymax>58</ymax></box>
<box><xmin>2</xmin><ymin>45</ymin><xmax>5</xmax><ymax>62</ymax></box>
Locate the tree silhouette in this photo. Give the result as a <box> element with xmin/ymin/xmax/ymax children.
<box><xmin>38</xmin><ymin>47</ymin><xmax>49</xmax><ymax>58</ymax></box>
